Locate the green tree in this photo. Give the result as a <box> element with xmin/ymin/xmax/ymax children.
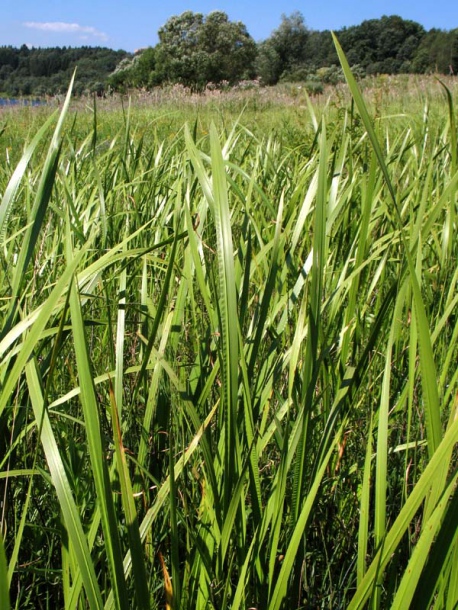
<box><xmin>108</xmin><ymin>47</ymin><xmax>157</xmax><ymax>91</ymax></box>
<box><xmin>256</xmin><ymin>12</ymin><xmax>310</xmax><ymax>84</ymax></box>
<box><xmin>153</xmin><ymin>11</ymin><xmax>256</xmax><ymax>87</ymax></box>
<box><xmin>412</xmin><ymin>28</ymin><xmax>458</xmax><ymax>73</ymax></box>
<box><xmin>0</xmin><ymin>46</ymin><xmax>130</xmax><ymax>97</ymax></box>
<box><xmin>196</xmin><ymin>11</ymin><xmax>256</xmax><ymax>83</ymax></box>
<box><xmin>133</xmin><ymin>47</ymin><xmax>157</xmax><ymax>86</ymax></box>
<box><xmin>304</xmin><ymin>30</ymin><xmax>338</xmax><ymax>71</ymax></box>
<box><xmin>154</xmin><ymin>11</ymin><xmax>204</xmax><ymax>85</ymax></box>
<box><xmin>256</xmin><ymin>40</ymin><xmax>282</xmax><ymax>85</ymax></box>
<box><xmin>451</xmin><ymin>29</ymin><xmax>458</xmax><ymax>73</ymax></box>
<box><xmin>337</xmin><ymin>16</ymin><xmax>425</xmax><ymax>74</ymax></box>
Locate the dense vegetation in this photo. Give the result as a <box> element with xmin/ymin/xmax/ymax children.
<box><xmin>1</xmin><ymin>13</ymin><xmax>458</xmax><ymax>96</ymax></box>
<box><xmin>0</xmin><ymin>45</ymin><xmax>129</xmax><ymax>97</ymax></box>
<box><xmin>0</xmin><ymin>43</ymin><xmax>457</xmax><ymax>608</ymax></box>
<box><xmin>110</xmin><ymin>12</ymin><xmax>458</xmax><ymax>91</ymax></box>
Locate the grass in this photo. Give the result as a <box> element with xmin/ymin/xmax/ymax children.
<box><xmin>0</xmin><ymin>54</ymin><xmax>457</xmax><ymax>609</ymax></box>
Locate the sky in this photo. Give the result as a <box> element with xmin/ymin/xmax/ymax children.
<box><xmin>1</xmin><ymin>0</ymin><xmax>457</xmax><ymax>52</ymax></box>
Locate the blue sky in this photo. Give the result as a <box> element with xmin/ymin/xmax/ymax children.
<box><xmin>1</xmin><ymin>0</ymin><xmax>457</xmax><ymax>52</ymax></box>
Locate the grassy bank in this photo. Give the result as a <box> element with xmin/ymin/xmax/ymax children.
<box><xmin>0</xmin><ymin>63</ymin><xmax>457</xmax><ymax>609</ymax></box>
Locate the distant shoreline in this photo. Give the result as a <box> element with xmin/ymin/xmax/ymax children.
<box><xmin>0</xmin><ymin>97</ymin><xmax>47</xmax><ymax>107</ymax></box>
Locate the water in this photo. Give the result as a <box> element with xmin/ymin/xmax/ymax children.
<box><xmin>0</xmin><ymin>98</ymin><xmax>46</xmax><ymax>107</ymax></box>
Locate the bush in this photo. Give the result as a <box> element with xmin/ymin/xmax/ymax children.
<box><xmin>304</xmin><ymin>79</ymin><xmax>324</xmax><ymax>95</ymax></box>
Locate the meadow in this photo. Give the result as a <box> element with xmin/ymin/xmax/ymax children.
<box><xmin>1</xmin><ymin>44</ymin><xmax>458</xmax><ymax>609</ymax></box>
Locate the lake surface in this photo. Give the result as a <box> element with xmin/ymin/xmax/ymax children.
<box><xmin>0</xmin><ymin>98</ymin><xmax>46</xmax><ymax>107</ymax></box>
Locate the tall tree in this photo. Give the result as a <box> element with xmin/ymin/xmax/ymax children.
<box><xmin>154</xmin><ymin>11</ymin><xmax>204</xmax><ymax>85</ymax></box>
<box><xmin>338</xmin><ymin>16</ymin><xmax>425</xmax><ymax>74</ymax></box>
<box><xmin>153</xmin><ymin>11</ymin><xmax>256</xmax><ymax>87</ymax></box>
<box><xmin>256</xmin><ymin>12</ymin><xmax>309</xmax><ymax>84</ymax></box>
<box><xmin>197</xmin><ymin>11</ymin><xmax>256</xmax><ymax>83</ymax></box>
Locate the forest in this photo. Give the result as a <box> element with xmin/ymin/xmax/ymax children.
<box><xmin>0</xmin><ymin>46</ymin><xmax>129</xmax><ymax>96</ymax></box>
<box><xmin>0</xmin><ymin>13</ymin><xmax>457</xmax><ymax>96</ymax></box>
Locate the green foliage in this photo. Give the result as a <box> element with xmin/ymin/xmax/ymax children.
<box><xmin>1</xmin><ymin>53</ymin><xmax>458</xmax><ymax>609</ymax></box>
<box><xmin>258</xmin><ymin>14</ymin><xmax>457</xmax><ymax>85</ymax></box>
<box><xmin>2</xmin><ymin>13</ymin><xmax>458</xmax><ymax>96</ymax></box>
<box><xmin>108</xmin><ymin>47</ymin><xmax>157</xmax><ymax>91</ymax></box>
<box><xmin>337</xmin><ymin>15</ymin><xmax>426</xmax><ymax>74</ymax></box>
<box><xmin>0</xmin><ymin>45</ymin><xmax>130</xmax><ymax>96</ymax></box>
<box><xmin>412</xmin><ymin>28</ymin><xmax>458</xmax><ymax>74</ymax></box>
<box><xmin>256</xmin><ymin>12</ymin><xmax>309</xmax><ymax>84</ymax></box>
<box><xmin>153</xmin><ymin>11</ymin><xmax>256</xmax><ymax>88</ymax></box>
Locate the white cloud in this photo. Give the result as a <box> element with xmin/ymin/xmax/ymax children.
<box><xmin>23</xmin><ymin>22</ymin><xmax>108</xmax><ymax>42</ymax></box>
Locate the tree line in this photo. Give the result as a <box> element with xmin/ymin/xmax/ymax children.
<box><xmin>0</xmin><ymin>46</ymin><xmax>129</xmax><ymax>97</ymax></box>
<box><xmin>1</xmin><ymin>12</ymin><xmax>457</xmax><ymax>97</ymax></box>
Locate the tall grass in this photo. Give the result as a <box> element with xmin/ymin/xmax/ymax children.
<box><xmin>0</xmin><ymin>52</ymin><xmax>457</xmax><ymax>608</ymax></box>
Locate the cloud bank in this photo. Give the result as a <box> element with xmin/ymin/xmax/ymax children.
<box><xmin>23</xmin><ymin>22</ymin><xmax>108</xmax><ymax>42</ymax></box>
